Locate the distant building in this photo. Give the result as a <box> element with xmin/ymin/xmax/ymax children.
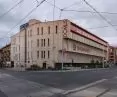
<box><xmin>108</xmin><ymin>46</ymin><xmax>117</xmax><ymax>64</ymax></box>
<box><xmin>0</xmin><ymin>44</ymin><xmax>11</xmax><ymax>68</ymax></box>
<box><xmin>11</xmin><ymin>19</ymin><xmax>109</xmax><ymax>69</ymax></box>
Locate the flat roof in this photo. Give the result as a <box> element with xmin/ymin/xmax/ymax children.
<box><xmin>15</xmin><ymin>19</ymin><xmax>108</xmax><ymax>44</ymax></box>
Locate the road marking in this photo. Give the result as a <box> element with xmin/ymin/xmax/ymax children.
<box><xmin>63</xmin><ymin>79</ymin><xmax>107</xmax><ymax>95</ymax></box>
<box><xmin>96</xmin><ymin>88</ymin><xmax>111</xmax><ymax>97</ymax></box>
<box><xmin>0</xmin><ymin>73</ymin><xmax>64</xmax><ymax>97</ymax></box>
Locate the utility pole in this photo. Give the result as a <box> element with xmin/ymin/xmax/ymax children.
<box><xmin>24</xmin><ymin>27</ymin><xmax>27</xmax><ymax>69</ymax></box>
<box><xmin>103</xmin><ymin>45</ymin><xmax>105</xmax><ymax>68</ymax></box>
<box><xmin>114</xmin><ymin>48</ymin><xmax>116</xmax><ymax>65</ymax></box>
<box><xmin>52</xmin><ymin>0</ymin><xmax>55</xmax><ymax>69</ymax></box>
<box><xmin>61</xmin><ymin>38</ymin><xmax>64</xmax><ymax>70</ymax></box>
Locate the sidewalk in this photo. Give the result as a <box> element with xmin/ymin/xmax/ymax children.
<box><xmin>4</xmin><ymin>67</ymin><xmax>109</xmax><ymax>72</ymax></box>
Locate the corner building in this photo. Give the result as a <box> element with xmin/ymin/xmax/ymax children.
<box><xmin>11</xmin><ymin>19</ymin><xmax>108</xmax><ymax>69</ymax></box>
<box><xmin>108</xmin><ymin>46</ymin><xmax>117</xmax><ymax>64</ymax></box>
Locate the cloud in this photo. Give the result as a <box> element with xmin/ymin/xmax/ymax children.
<box><xmin>0</xmin><ymin>0</ymin><xmax>117</xmax><ymax>47</ymax></box>
<box><xmin>103</xmin><ymin>37</ymin><xmax>117</xmax><ymax>46</ymax></box>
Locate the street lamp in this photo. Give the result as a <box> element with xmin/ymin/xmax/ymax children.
<box><xmin>103</xmin><ymin>45</ymin><xmax>105</xmax><ymax>68</ymax></box>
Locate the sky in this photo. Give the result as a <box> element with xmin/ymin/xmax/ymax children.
<box><xmin>0</xmin><ymin>0</ymin><xmax>117</xmax><ymax>47</ymax></box>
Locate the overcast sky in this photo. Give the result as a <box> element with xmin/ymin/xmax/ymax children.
<box><xmin>0</xmin><ymin>0</ymin><xmax>117</xmax><ymax>47</ymax></box>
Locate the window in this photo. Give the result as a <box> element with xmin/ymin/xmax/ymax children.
<box><xmin>41</xmin><ymin>39</ymin><xmax>43</xmax><ymax>47</ymax></box>
<box><xmin>44</xmin><ymin>39</ymin><xmax>45</xmax><ymax>47</ymax></box>
<box><xmin>19</xmin><ymin>53</ymin><xmax>20</xmax><ymax>61</ymax></box>
<box><xmin>37</xmin><ymin>39</ymin><xmax>39</xmax><ymax>47</ymax></box>
<box><xmin>13</xmin><ymin>47</ymin><xmax>15</xmax><ymax>52</ymax></box>
<box><xmin>19</xmin><ymin>45</ymin><xmax>20</xmax><ymax>52</ymax></box>
<box><xmin>31</xmin><ymin>40</ymin><xmax>33</xmax><ymax>47</ymax></box>
<box><xmin>48</xmin><ymin>38</ymin><xmax>50</xmax><ymax>46</ymax></box>
<box><xmin>41</xmin><ymin>51</ymin><xmax>43</xmax><ymax>59</ymax></box>
<box><xmin>48</xmin><ymin>50</ymin><xmax>50</xmax><ymax>58</ymax></box>
<box><xmin>37</xmin><ymin>27</ymin><xmax>39</xmax><ymax>35</ymax></box>
<box><xmin>43</xmin><ymin>51</ymin><xmax>45</xmax><ymax>59</ymax></box>
<box><xmin>37</xmin><ymin>51</ymin><xmax>39</xmax><ymax>58</ymax></box>
<box><xmin>31</xmin><ymin>51</ymin><xmax>33</xmax><ymax>59</ymax></box>
<box><xmin>56</xmin><ymin>25</ymin><xmax>58</xmax><ymax>34</ymax></box>
<box><xmin>48</xmin><ymin>26</ymin><xmax>50</xmax><ymax>34</ymax></box>
<box><xmin>41</xmin><ymin>27</ymin><xmax>43</xmax><ymax>35</ymax></box>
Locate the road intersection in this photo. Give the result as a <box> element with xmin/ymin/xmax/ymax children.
<box><xmin>0</xmin><ymin>68</ymin><xmax>117</xmax><ymax>97</ymax></box>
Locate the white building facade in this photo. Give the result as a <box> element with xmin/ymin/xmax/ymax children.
<box><xmin>11</xmin><ymin>19</ymin><xmax>109</xmax><ymax>69</ymax></box>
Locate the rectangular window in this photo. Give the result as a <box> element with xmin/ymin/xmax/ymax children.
<box><xmin>41</xmin><ymin>51</ymin><xmax>43</xmax><ymax>59</ymax></box>
<box><xmin>37</xmin><ymin>51</ymin><xmax>39</xmax><ymax>58</ymax></box>
<box><xmin>56</xmin><ymin>25</ymin><xmax>58</xmax><ymax>34</ymax></box>
<box><xmin>41</xmin><ymin>27</ymin><xmax>43</xmax><ymax>35</ymax></box>
<box><xmin>31</xmin><ymin>40</ymin><xmax>33</xmax><ymax>47</ymax></box>
<box><xmin>30</xmin><ymin>29</ymin><xmax>32</xmax><ymax>36</ymax></box>
<box><xmin>43</xmin><ymin>51</ymin><xmax>45</xmax><ymax>59</ymax></box>
<box><xmin>37</xmin><ymin>39</ymin><xmax>39</xmax><ymax>47</ymax></box>
<box><xmin>37</xmin><ymin>27</ymin><xmax>39</xmax><ymax>35</ymax></box>
<box><xmin>41</xmin><ymin>39</ymin><xmax>43</xmax><ymax>47</ymax></box>
<box><xmin>31</xmin><ymin>51</ymin><xmax>32</xmax><ymax>59</ymax></box>
<box><xmin>48</xmin><ymin>26</ymin><xmax>50</xmax><ymax>34</ymax></box>
<box><xmin>19</xmin><ymin>53</ymin><xmax>20</xmax><ymax>61</ymax></box>
<box><xmin>48</xmin><ymin>50</ymin><xmax>50</xmax><ymax>58</ymax></box>
<box><xmin>44</xmin><ymin>39</ymin><xmax>45</xmax><ymax>47</ymax></box>
<box><xmin>48</xmin><ymin>38</ymin><xmax>50</xmax><ymax>46</ymax></box>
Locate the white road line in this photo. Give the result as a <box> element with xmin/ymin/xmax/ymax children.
<box><xmin>63</xmin><ymin>79</ymin><xmax>107</xmax><ymax>95</ymax></box>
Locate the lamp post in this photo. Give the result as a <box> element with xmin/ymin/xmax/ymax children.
<box><xmin>103</xmin><ymin>45</ymin><xmax>105</xmax><ymax>68</ymax></box>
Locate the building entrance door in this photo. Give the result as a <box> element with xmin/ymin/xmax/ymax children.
<box><xmin>43</xmin><ymin>62</ymin><xmax>46</xmax><ymax>69</ymax></box>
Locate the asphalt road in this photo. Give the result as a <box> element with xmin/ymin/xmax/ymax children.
<box><xmin>0</xmin><ymin>90</ymin><xmax>8</xmax><ymax>97</ymax></box>
<box><xmin>1</xmin><ymin>68</ymin><xmax>117</xmax><ymax>90</ymax></box>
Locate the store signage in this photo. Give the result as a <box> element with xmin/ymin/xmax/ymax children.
<box><xmin>20</xmin><ymin>23</ymin><xmax>29</xmax><ymax>30</ymax></box>
<box><xmin>63</xmin><ymin>19</ymin><xmax>68</xmax><ymax>37</ymax></box>
<box><xmin>70</xmin><ymin>24</ymin><xmax>106</xmax><ymax>46</ymax></box>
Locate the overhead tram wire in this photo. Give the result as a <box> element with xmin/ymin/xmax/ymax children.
<box><xmin>0</xmin><ymin>0</ymin><xmax>46</xmax><ymax>39</ymax></box>
<box><xmin>44</xmin><ymin>0</ymin><xmax>62</xmax><ymax>19</ymax></box>
<box><xmin>82</xmin><ymin>0</ymin><xmax>116</xmax><ymax>68</ymax></box>
<box><xmin>45</xmin><ymin>0</ymin><xmax>82</xmax><ymax>19</ymax></box>
<box><xmin>45</xmin><ymin>0</ymin><xmax>61</xmax><ymax>10</ymax></box>
<box><xmin>82</xmin><ymin>0</ymin><xmax>117</xmax><ymax>31</ymax></box>
<box><xmin>87</xmin><ymin>25</ymin><xmax>117</xmax><ymax>29</ymax></box>
<box><xmin>0</xmin><ymin>0</ymin><xmax>24</xmax><ymax>19</ymax></box>
<box><xmin>62</xmin><ymin>9</ymin><xmax>117</xmax><ymax>15</ymax></box>
<box><xmin>59</xmin><ymin>1</ymin><xmax>82</xmax><ymax>19</ymax></box>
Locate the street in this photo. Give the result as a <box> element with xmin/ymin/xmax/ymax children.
<box><xmin>0</xmin><ymin>68</ymin><xmax>117</xmax><ymax>97</ymax></box>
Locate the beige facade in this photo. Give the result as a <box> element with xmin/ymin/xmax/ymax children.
<box><xmin>11</xmin><ymin>19</ymin><xmax>108</xmax><ymax>69</ymax></box>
